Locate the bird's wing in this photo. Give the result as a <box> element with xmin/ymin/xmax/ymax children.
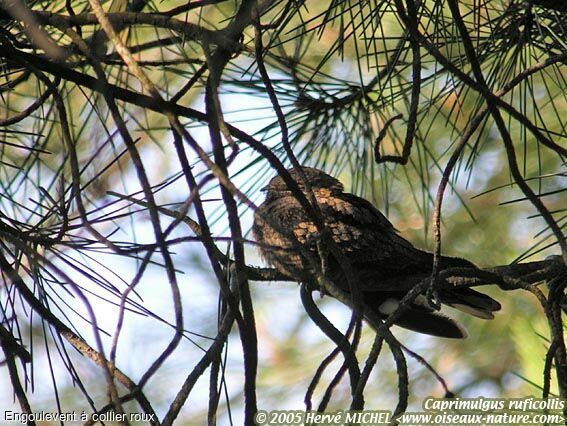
<box><xmin>316</xmin><ymin>192</ymin><xmax>434</xmax><ymax>288</ymax></box>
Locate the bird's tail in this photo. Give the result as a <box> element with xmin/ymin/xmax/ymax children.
<box><xmin>441</xmin><ymin>288</ymin><xmax>501</xmax><ymax>319</ymax></box>
<box><xmin>364</xmin><ymin>255</ymin><xmax>501</xmax><ymax>338</ymax></box>
<box><xmin>364</xmin><ymin>293</ymin><xmax>470</xmax><ymax>339</ymax></box>
<box><xmin>366</xmin><ymin>290</ymin><xmax>500</xmax><ymax>339</ymax></box>
<box><xmin>388</xmin><ymin>308</ymin><xmax>468</xmax><ymax>338</ymax></box>
<box><xmin>436</xmin><ymin>254</ymin><xmax>502</xmax><ymax>319</ymax></box>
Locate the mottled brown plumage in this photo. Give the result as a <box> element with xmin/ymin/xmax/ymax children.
<box><xmin>253</xmin><ymin>167</ymin><xmax>501</xmax><ymax>338</ymax></box>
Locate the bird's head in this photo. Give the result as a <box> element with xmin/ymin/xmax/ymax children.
<box><xmin>262</xmin><ymin>167</ymin><xmax>344</xmax><ymax>200</ymax></box>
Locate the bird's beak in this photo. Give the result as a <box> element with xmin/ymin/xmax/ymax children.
<box><xmin>260</xmin><ymin>184</ymin><xmax>269</xmax><ymax>192</ymax></box>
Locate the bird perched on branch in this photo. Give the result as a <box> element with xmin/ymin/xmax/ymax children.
<box><xmin>252</xmin><ymin>167</ymin><xmax>501</xmax><ymax>338</ymax></box>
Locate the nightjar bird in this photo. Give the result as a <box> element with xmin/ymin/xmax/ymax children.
<box><xmin>252</xmin><ymin>167</ymin><xmax>501</xmax><ymax>338</ymax></box>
